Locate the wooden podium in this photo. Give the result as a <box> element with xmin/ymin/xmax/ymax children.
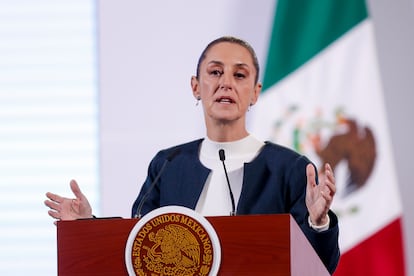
<box><xmin>57</xmin><ymin>214</ymin><xmax>329</xmax><ymax>275</ymax></box>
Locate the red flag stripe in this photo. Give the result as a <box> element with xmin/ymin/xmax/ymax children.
<box><xmin>334</xmin><ymin>217</ymin><xmax>406</xmax><ymax>276</ymax></box>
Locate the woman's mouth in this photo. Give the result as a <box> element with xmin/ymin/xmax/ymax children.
<box><xmin>216</xmin><ymin>96</ymin><xmax>235</xmax><ymax>104</ymax></box>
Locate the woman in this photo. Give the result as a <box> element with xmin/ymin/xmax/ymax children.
<box><xmin>45</xmin><ymin>36</ymin><xmax>339</xmax><ymax>273</ymax></box>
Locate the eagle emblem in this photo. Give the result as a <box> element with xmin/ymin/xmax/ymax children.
<box><xmin>271</xmin><ymin>106</ymin><xmax>377</xmax><ymax>198</ymax></box>
<box><xmin>314</xmin><ymin>117</ymin><xmax>376</xmax><ymax>196</ymax></box>
<box><xmin>143</xmin><ymin>224</ymin><xmax>201</xmax><ymax>274</ymax></box>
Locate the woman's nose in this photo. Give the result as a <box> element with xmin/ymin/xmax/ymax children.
<box><xmin>219</xmin><ymin>72</ymin><xmax>233</xmax><ymax>90</ymax></box>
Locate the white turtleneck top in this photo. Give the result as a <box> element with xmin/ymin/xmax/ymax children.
<box><xmin>195</xmin><ymin>134</ymin><xmax>264</xmax><ymax>216</ymax></box>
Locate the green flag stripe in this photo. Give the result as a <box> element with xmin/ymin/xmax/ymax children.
<box><xmin>262</xmin><ymin>0</ymin><xmax>367</xmax><ymax>91</ymax></box>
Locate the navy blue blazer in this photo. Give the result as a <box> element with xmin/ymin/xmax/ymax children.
<box><xmin>132</xmin><ymin>139</ymin><xmax>340</xmax><ymax>274</ymax></box>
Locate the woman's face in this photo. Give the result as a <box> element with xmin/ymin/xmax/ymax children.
<box><xmin>191</xmin><ymin>42</ymin><xmax>261</xmax><ymax>125</ymax></box>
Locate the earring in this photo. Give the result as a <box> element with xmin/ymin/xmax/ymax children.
<box><xmin>196</xmin><ymin>96</ymin><xmax>201</xmax><ymax>106</ymax></box>
<box><xmin>247</xmin><ymin>103</ymin><xmax>253</xmax><ymax>112</ymax></box>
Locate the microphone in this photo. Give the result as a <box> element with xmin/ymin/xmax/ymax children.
<box><xmin>134</xmin><ymin>148</ymin><xmax>180</xmax><ymax>218</ymax></box>
<box><xmin>218</xmin><ymin>149</ymin><xmax>236</xmax><ymax>216</ymax></box>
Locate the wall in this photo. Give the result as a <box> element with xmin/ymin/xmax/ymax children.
<box><xmin>367</xmin><ymin>0</ymin><xmax>414</xmax><ymax>275</ymax></box>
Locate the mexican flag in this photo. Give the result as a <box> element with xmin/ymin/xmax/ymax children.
<box><xmin>250</xmin><ymin>0</ymin><xmax>406</xmax><ymax>275</ymax></box>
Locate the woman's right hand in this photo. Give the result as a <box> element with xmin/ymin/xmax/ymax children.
<box><xmin>44</xmin><ymin>179</ymin><xmax>93</xmax><ymax>224</ymax></box>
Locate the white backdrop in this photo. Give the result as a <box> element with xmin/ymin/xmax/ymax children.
<box><xmin>98</xmin><ymin>1</ymin><xmax>414</xmax><ymax>274</ymax></box>
<box><xmin>98</xmin><ymin>0</ymin><xmax>275</xmax><ymax>217</ymax></box>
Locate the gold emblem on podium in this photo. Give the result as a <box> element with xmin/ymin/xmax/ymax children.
<box><xmin>125</xmin><ymin>206</ymin><xmax>221</xmax><ymax>276</ymax></box>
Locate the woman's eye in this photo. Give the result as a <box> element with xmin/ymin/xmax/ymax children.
<box><xmin>210</xmin><ymin>70</ymin><xmax>223</xmax><ymax>76</ymax></box>
<box><xmin>234</xmin><ymin>72</ymin><xmax>246</xmax><ymax>79</ymax></box>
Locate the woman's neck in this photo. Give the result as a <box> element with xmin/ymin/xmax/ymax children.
<box><xmin>204</xmin><ymin>112</ymin><xmax>251</xmax><ymax>142</ymax></box>
<box><xmin>206</xmin><ymin>123</ymin><xmax>249</xmax><ymax>142</ymax></box>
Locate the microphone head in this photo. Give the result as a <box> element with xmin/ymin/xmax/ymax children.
<box><xmin>218</xmin><ymin>149</ymin><xmax>225</xmax><ymax>161</ymax></box>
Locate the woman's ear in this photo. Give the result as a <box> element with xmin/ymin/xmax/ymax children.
<box><xmin>250</xmin><ymin>82</ymin><xmax>262</xmax><ymax>105</ymax></box>
<box><xmin>191</xmin><ymin>76</ymin><xmax>200</xmax><ymax>98</ymax></box>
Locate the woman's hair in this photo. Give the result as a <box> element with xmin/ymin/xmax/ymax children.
<box><xmin>195</xmin><ymin>36</ymin><xmax>260</xmax><ymax>84</ymax></box>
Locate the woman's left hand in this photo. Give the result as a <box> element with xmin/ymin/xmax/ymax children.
<box><xmin>305</xmin><ymin>163</ymin><xmax>336</xmax><ymax>226</ymax></box>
